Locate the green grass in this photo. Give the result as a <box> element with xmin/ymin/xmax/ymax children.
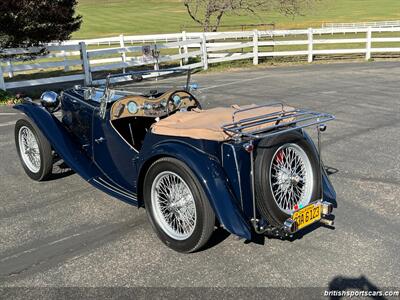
<box><xmin>75</xmin><ymin>0</ymin><xmax>400</xmax><ymax>38</ymax></box>
<box><xmin>3</xmin><ymin>0</ymin><xmax>400</xmax><ymax>88</ymax></box>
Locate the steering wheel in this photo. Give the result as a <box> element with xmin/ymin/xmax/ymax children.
<box><xmin>167</xmin><ymin>91</ymin><xmax>202</xmax><ymax>113</ymax></box>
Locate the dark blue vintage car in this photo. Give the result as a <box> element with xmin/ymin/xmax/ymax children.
<box><xmin>14</xmin><ymin>69</ymin><xmax>336</xmax><ymax>253</ymax></box>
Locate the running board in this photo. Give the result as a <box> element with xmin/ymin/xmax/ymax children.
<box><xmin>89</xmin><ymin>176</ymin><xmax>138</xmax><ymax>205</ymax></box>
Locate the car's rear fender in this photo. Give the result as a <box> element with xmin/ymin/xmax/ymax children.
<box><xmin>137</xmin><ymin>140</ymin><xmax>252</xmax><ymax>240</ymax></box>
<box><xmin>13</xmin><ymin>102</ymin><xmax>100</xmax><ymax>180</ymax></box>
<box><xmin>303</xmin><ymin>130</ymin><xmax>337</xmax><ymax>205</ymax></box>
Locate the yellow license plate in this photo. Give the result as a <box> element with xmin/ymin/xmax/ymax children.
<box><xmin>292</xmin><ymin>203</ymin><xmax>322</xmax><ymax>230</ymax></box>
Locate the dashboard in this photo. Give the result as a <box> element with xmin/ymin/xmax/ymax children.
<box><xmin>110</xmin><ymin>90</ymin><xmax>198</xmax><ymax>121</ymax></box>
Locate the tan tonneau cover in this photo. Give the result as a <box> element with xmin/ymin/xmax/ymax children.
<box><xmin>151</xmin><ymin>104</ymin><xmax>294</xmax><ymax>141</ymax></box>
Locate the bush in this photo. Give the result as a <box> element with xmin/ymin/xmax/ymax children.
<box><xmin>0</xmin><ymin>89</ymin><xmax>21</xmax><ymax>105</ymax></box>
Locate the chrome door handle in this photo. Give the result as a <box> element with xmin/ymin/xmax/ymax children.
<box><xmin>95</xmin><ymin>137</ymin><xmax>106</xmax><ymax>144</ymax></box>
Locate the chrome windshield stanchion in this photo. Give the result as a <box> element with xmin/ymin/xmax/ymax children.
<box><xmin>99</xmin><ymin>74</ymin><xmax>111</xmax><ymax>119</ymax></box>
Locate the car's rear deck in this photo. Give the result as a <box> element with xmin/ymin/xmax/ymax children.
<box><xmin>151</xmin><ymin>104</ymin><xmax>293</xmax><ymax>141</ymax></box>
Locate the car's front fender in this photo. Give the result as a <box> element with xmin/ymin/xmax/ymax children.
<box><xmin>138</xmin><ymin>139</ymin><xmax>252</xmax><ymax>240</ymax></box>
<box><xmin>14</xmin><ymin>102</ymin><xmax>100</xmax><ymax>180</ymax></box>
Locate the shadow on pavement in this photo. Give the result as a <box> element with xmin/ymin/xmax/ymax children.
<box><xmin>45</xmin><ymin>160</ymin><xmax>75</xmax><ymax>181</ymax></box>
<box><xmin>328</xmin><ymin>275</ymin><xmax>388</xmax><ymax>299</ymax></box>
<box><xmin>201</xmin><ymin>227</ymin><xmax>231</xmax><ymax>251</ymax></box>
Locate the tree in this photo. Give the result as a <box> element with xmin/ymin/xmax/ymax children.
<box><xmin>0</xmin><ymin>0</ymin><xmax>82</xmax><ymax>58</ymax></box>
<box><xmin>183</xmin><ymin>0</ymin><xmax>315</xmax><ymax>32</ymax></box>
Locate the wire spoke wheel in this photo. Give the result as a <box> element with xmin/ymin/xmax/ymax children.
<box><xmin>18</xmin><ymin>126</ymin><xmax>41</xmax><ymax>173</ymax></box>
<box><xmin>269</xmin><ymin>143</ymin><xmax>314</xmax><ymax>215</ymax></box>
<box><xmin>144</xmin><ymin>157</ymin><xmax>215</xmax><ymax>253</ymax></box>
<box><xmin>151</xmin><ymin>171</ymin><xmax>197</xmax><ymax>240</ymax></box>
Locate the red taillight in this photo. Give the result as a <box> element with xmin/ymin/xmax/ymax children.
<box><xmin>244</xmin><ymin>143</ymin><xmax>254</xmax><ymax>153</ymax></box>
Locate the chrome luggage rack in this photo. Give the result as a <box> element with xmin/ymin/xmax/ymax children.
<box><xmin>221</xmin><ymin>103</ymin><xmax>335</xmax><ymax>141</ymax></box>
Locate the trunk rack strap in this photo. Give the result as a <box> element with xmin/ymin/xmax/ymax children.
<box><xmin>221</xmin><ymin>103</ymin><xmax>335</xmax><ymax>140</ymax></box>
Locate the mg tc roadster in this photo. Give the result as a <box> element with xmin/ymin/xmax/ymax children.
<box><xmin>14</xmin><ymin>69</ymin><xmax>336</xmax><ymax>253</ymax></box>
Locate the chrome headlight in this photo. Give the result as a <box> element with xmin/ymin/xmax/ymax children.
<box><xmin>40</xmin><ymin>91</ymin><xmax>60</xmax><ymax>110</ymax></box>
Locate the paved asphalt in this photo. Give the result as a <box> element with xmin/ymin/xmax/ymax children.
<box><xmin>0</xmin><ymin>62</ymin><xmax>399</xmax><ymax>292</ymax></box>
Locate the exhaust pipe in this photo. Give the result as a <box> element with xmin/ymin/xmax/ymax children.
<box><xmin>321</xmin><ymin>201</ymin><xmax>333</xmax><ymax>215</ymax></box>
<box><xmin>283</xmin><ymin>218</ymin><xmax>298</xmax><ymax>234</ymax></box>
<box><xmin>320</xmin><ymin>201</ymin><xmax>334</xmax><ymax>227</ymax></box>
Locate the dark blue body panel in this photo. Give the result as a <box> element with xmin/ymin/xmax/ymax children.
<box><xmin>14</xmin><ymin>101</ymin><xmax>139</xmax><ymax>206</ymax></box>
<box><xmin>92</xmin><ymin>115</ymin><xmax>139</xmax><ymax>192</ymax></box>
<box><xmin>14</xmin><ymin>102</ymin><xmax>100</xmax><ymax>181</ymax></box>
<box><xmin>14</xmin><ymin>95</ymin><xmax>336</xmax><ymax>241</ymax></box>
<box><xmin>61</xmin><ymin>90</ymin><xmax>94</xmax><ymax>152</ymax></box>
<box><xmin>221</xmin><ymin>143</ymin><xmax>254</xmax><ymax>219</ymax></box>
<box><xmin>137</xmin><ymin>134</ymin><xmax>252</xmax><ymax>239</ymax></box>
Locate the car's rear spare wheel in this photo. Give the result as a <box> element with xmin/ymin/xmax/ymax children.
<box><xmin>143</xmin><ymin>157</ymin><xmax>215</xmax><ymax>253</ymax></box>
<box><xmin>254</xmin><ymin>131</ymin><xmax>321</xmax><ymax>227</ymax></box>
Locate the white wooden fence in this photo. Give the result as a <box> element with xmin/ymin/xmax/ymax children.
<box><xmin>322</xmin><ymin>20</ymin><xmax>400</xmax><ymax>29</ymax></box>
<box><xmin>1</xmin><ymin>26</ymin><xmax>400</xmax><ymax>90</ymax></box>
